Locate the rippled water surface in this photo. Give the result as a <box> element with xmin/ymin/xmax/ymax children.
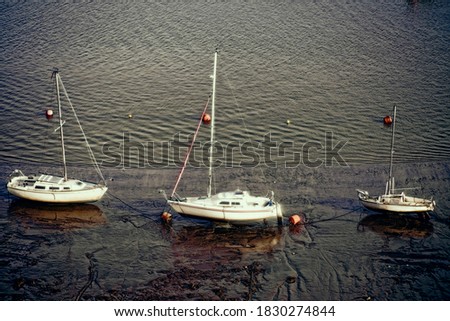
<box><xmin>1</xmin><ymin>1</ymin><xmax>449</xmax><ymax>300</ymax></box>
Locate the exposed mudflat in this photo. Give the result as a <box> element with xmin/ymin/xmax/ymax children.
<box><xmin>1</xmin><ymin>161</ymin><xmax>449</xmax><ymax>300</ymax></box>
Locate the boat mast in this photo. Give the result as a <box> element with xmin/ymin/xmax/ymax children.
<box><xmin>207</xmin><ymin>51</ymin><xmax>218</xmax><ymax>198</ymax></box>
<box><xmin>387</xmin><ymin>105</ymin><xmax>397</xmax><ymax>195</ymax></box>
<box><xmin>53</xmin><ymin>69</ymin><xmax>68</xmax><ymax>181</ymax></box>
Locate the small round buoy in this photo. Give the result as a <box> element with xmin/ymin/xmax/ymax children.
<box><xmin>383</xmin><ymin>115</ymin><xmax>392</xmax><ymax>125</ymax></box>
<box><xmin>202</xmin><ymin>113</ymin><xmax>211</xmax><ymax>125</ymax></box>
<box><xmin>286</xmin><ymin>119</ymin><xmax>291</xmax><ymax>125</ymax></box>
<box><xmin>289</xmin><ymin>214</ymin><xmax>302</xmax><ymax>225</ymax></box>
<box><xmin>128</xmin><ymin>114</ymin><xmax>133</xmax><ymax>119</ymax></box>
<box><xmin>45</xmin><ymin>109</ymin><xmax>54</xmax><ymax>119</ymax></box>
<box><xmin>161</xmin><ymin>211</ymin><xmax>172</xmax><ymax>224</ymax></box>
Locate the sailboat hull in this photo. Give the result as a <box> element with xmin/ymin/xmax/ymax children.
<box><xmin>357</xmin><ymin>190</ymin><xmax>435</xmax><ymax>213</ymax></box>
<box><xmin>7</xmin><ymin>172</ymin><xmax>107</xmax><ymax>204</ymax></box>
<box><xmin>169</xmin><ymin>200</ymin><xmax>282</xmax><ymax>224</ymax></box>
<box><xmin>168</xmin><ymin>191</ymin><xmax>282</xmax><ymax>224</ymax></box>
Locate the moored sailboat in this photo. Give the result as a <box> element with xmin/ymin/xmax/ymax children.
<box><xmin>7</xmin><ymin>69</ymin><xmax>107</xmax><ymax>203</ymax></box>
<box><xmin>162</xmin><ymin>51</ymin><xmax>282</xmax><ymax>224</ymax></box>
<box><xmin>356</xmin><ymin>105</ymin><xmax>435</xmax><ymax>214</ymax></box>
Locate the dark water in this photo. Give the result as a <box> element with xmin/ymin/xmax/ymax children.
<box><xmin>1</xmin><ymin>1</ymin><xmax>450</xmax><ymax>300</ymax></box>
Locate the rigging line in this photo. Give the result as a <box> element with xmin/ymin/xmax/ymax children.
<box><xmin>171</xmin><ymin>96</ymin><xmax>210</xmax><ymax>198</ymax></box>
<box><xmin>106</xmin><ymin>191</ymin><xmax>157</xmax><ymax>219</ymax></box>
<box><xmin>106</xmin><ymin>191</ymin><xmax>176</xmax><ymax>239</ymax></box>
<box><xmin>299</xmin><ymin>207</ymin><xmax>360</xmax><ymax>226</ymax></box>
<box><xmin>222</xmin><ymin>69</ymin><xmax>253</xmax><ymax>144</ymax></box>
<box><xmin>222</xmin><ymin>69</ymin><xmax>267</xmax><ymax>182</ymax></box>
<box><xmin>58</xmin><ymin>78</ymin><xmax>106</xmax><ymax>185</ymax></box>
<box><xmin>106</xmin><ymin>191</ymin><xmax>146</xmax><ymax>215</ymax></box>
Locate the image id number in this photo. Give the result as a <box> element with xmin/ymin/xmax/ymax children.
<box><xmin>256</xmin><ymin>305</ymin><xmax>335</xmax><ymax>317</ymax></box>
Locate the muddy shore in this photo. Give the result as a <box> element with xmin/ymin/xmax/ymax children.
<box><xmin>1</xmin><ymin>160</ymin><xmax>448</xmax><ymax>300</ymax></box>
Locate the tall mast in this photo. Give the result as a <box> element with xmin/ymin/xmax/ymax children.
<box><xmin>54</xmin><ymin>69</ymin><xmax>68</xmax><ymax>181</ymax></box>
<box><xmin>387</xmin><ymin>105</ymin><xmax>397</xmax><ymax>194</ymax></box>
<box><xmin>207</xmin><ymin>51</ymin><xmax>218</xmax><ymax>198</ymax></box>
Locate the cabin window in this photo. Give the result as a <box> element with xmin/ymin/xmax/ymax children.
<box><xmin>235</xmin><ymin>191</ymin><xmax>244</xmax><ymax>195</ymax></box>
<box><xmin>231</xmin><ymin>202</ymin><xmax>240</xmax><ymax>205</ymax></box>
<box><xmin>63</xmin><ymin>187</ymin><xmax>70</xmax><ymax>190</ymax></box>
<box><xmin>35</xmin><ymin>185</ymin><xmax>46</xmax><ymax>190</ymax></box>
<box><xmin>219</xmin><ymin>201</ymin><xmax>230</xmax><ymax>205</ymax></box>
<box><xmin>49</xmin><ymin>187</ymin><xmax>60</xmax><ymax>190</ymax></box>
<box><xmin>23</xmin><ymin>180</ymin><xmax>36</xmax><ymax>187</ymax></box>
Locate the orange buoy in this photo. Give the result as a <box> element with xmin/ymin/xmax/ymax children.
<box><xmin>289</xmin><ymin>214</ymin><xmax>302</xmax><ymax>225</ymax></box>
<box><xmin>45</xmin><ymin>109</ymin><xmax>54</xmax><ymax>120</ymax></box>
<box><xmin>383</xmin><ymin>115</ymin><xmax>392</xmax><ymax>125</ymax></box>
<box><xmin>202</xmin><ymin>113</ymin><xmax>211</xmax><ymax>125</ymax></box>
<box><xmin>161</xmin><ymin>211</ymin><xmax>172</xmax><ymax>224</ymax></box>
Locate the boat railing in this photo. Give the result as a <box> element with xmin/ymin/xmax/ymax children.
<box><xmin>160</xmin><ymin>190</ymin><xmax>186</xmax><ymax>202</ymax></box>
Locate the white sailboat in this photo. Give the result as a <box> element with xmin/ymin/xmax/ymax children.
<box><xmin>163</xmin><ymin>51</ymin><xmax>283</xmax><ymax>224</ymax></box>
<box><xmin>7</xmin><ymin>69</ymin><xmax>108</xmax><ymax>203</ymax></box>
<box><xmin>357</xmin><ymin>105</ymin><xmax>435</xmax><ymax>213</ymax></box>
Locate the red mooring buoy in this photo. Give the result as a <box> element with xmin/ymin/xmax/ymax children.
<box><xmin>45</xmin><ymin>109</ymin><xmax>54</xmax><ymax>120</ymax></box>
<box><xmin>383</xmin><ymin>115</ymin><xmax>393</xmax><ymax>125</ymax></box>
<box><xmin>289</xmin><ymin>214</ymin><xmax>302</xmax><ymax>225</ymax></box>
<box><xmin>202</xmin><ymin>113</ymin><xmax>211</xmax><ymax>125</ymax></box>
<box><xmin>161</xmin><ymin>211</ymin><xmax>172</xmax><ymax>224</ymax></box>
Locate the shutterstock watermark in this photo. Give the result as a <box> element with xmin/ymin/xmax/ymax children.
<box><xmin>100</xmin><ymin>131</ymin><xmax>348</xmax><ymax>169</ymax></box>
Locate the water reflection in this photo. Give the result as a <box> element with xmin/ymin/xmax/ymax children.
<box><xmin>358</xmin><ymin>213</ymin><xmax>433</xmax><ymax>239</ymax></box>
<box><xmin>8</xmin><ymin>200</ymin><xmax>106</xmax><ymax>230</ymax></box>
<box><xmin>169</xmin><ymin>225</ymin><xmax>283</xmax><ymax>265</ymax></box>
<box><xmin>132</xmin><ymin>224</ymin><xmax>285</xmax><ymax>300</ymax></box>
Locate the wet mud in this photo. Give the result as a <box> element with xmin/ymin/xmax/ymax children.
<box><xmin>0</xmin><ymin>161</ymin><xmax>449</xmax><ymax>300</ymax></box>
